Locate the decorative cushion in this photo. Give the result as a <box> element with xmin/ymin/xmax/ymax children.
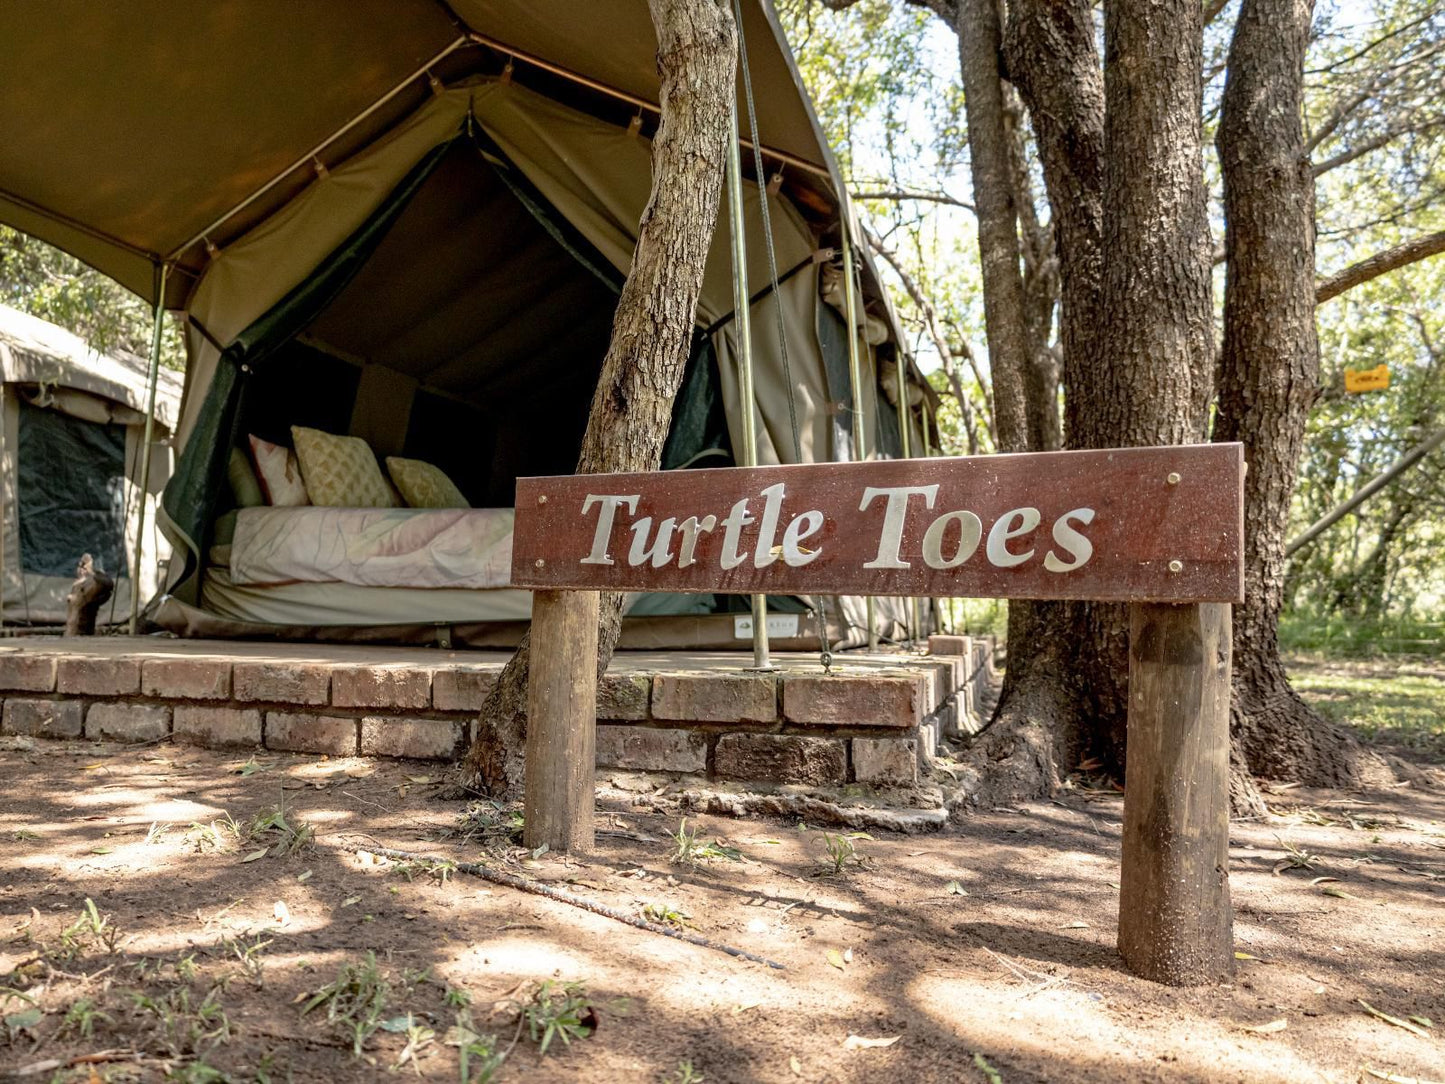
<box><xmin>247</xmin><ymin>434</ymin><xmax>310</xmax><ymax>507</ymax></box>
<box><xmin>385</xmin><ymin>456</ymin><xmax>470</xmax><ymax>509</ymax></box>
<box><xmin>290</xmin><ymin>426</ymin><xmax>395</xmax><ymax>508</ymax></box>
<box><xmin>227</xmin><ymin>447</ymin><xmax>266</xmax><ymax>508</ymax></box>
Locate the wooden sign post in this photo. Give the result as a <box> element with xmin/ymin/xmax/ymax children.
<box><xmin>511</xmin><ymin>443</ymin><xmax>1245</xmax><ymax>985</ymax></box>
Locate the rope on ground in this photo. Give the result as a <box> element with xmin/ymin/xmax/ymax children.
<box><xmin>337</xmin><ymin>842</ymin><xmax>786</xmax><ymax>971</ymax></box>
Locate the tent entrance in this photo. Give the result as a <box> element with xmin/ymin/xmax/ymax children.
<box><xmin>169</xmin><ymin>133</ymin><xmax>757</xmax><ymax>629</ymax></box>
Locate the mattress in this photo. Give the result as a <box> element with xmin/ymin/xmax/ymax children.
<box><xmin>229</xmin><ymin>506</ymin><xmax>515</xmax><ymax>590</ymax></box>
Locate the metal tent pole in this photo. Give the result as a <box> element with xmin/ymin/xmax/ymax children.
<box><xmin>129</xmin><ymin>264</ymin><xmax>169</xmax><ymax>636</ymax></box>
<box><xmin>837</xmin><ymin>199</ymin><xmax>877</xmax><ymax>652</ymax></box>
<box><xmin>725</xmin><ymin>97</ymin><xmax>771</xmax><ymax>671</ymax></box>
<box><xmin>896</xmin><ymin>352</ymin><xmax>919</xmax><ymax>645</ymax></box>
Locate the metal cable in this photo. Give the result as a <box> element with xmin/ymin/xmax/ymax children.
<box><xmin>733</xmin><ymin>0</ymin><xmax>802</xmax><ymax>464</ymax></box>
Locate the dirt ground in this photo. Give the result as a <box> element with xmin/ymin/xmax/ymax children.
<box><xmin>1</xmin><ymin>665</ymin><xmax>1442</xmax><ymax>1083</ymax></box>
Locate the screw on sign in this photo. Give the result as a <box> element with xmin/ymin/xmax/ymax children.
<box><xmin>513</xmin><ymin>444</ymin><xmax>1246</xmax><ymax>987</ymax></box>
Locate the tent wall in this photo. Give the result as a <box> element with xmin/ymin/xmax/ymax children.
<box><xmin>0</xmin><ymin>387</ymin><xmax>172</xmax><ymax>625</ymax></box>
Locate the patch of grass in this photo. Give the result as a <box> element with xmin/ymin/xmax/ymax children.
<box><xmin>642</xmin><ymin>902</ymin><xmax>692</xmax><ymax>929</ymax></box>
<box><xmin>819</xmin><ymin>832</ymin><xmax>871</xmax><ymax>876</ymax></box>
<box><xmin>669</xmin><ymin>819</ymin><xmax>743</xmax><ymax>867</ymax></box>
<box><xmin>1280</xmin><ymin>614</ymin><xmax>1444</xmax><ymax>658</ymax></box>
<box><xmin>1273</xmin><ymin>837</ymin><xmax>1322</xmax><ymax>874</ymax></box>
<box><xmin>300</xmin><ymin>951</ymin><xmax>390</xmax><ymax>1056</ymax></box>
<box><xmin>445</xmin><ymin>1011</ymin><xmax>506</xmax><ymax>1083</ymax></box>
<box><xmin>55</xmin><ymin>898</ymin><xmax>120</xmax><ymax>961</ymax></box>
<box><xmin>518</xmin><ymin>980</ymin><xmax>597</xmax><ymax>1056</ymax></box>
<box><xmin>186</xmin><ymin>813</ymin><xmax>242</xmax><ymax>853</ymax></box>
<box><xmin>448</xmin><ymin>801</ymin><xmax>525</xmax><ymax>850</ymax></box>
<box><xmin>391</xmin><ymin>856</ymin><xmax>458</xmax><ymax>886</ymax></box>
<box><xmin>130</xmin><ymin>984</ymin><xmax>233</xmax><ymax>1059</ymax></box>
<box><xmin>665</xmin><ymin>1061</ymin><xmax>706</xmax><ymax>1084</ymax></box>
<box><xmin>1290</xmin><ymin>661</ymin><xmax>1445</xmax><ymax>760</ymax></box>
<box><xmin>59</xmin><ymin>996</ymin><xmax>112</xmax><ymax>1039</ymax></box>
<box><xmin>246</xmin><ymin>802</ymin><xmax>316</xmax><ymax>858</ymax></box>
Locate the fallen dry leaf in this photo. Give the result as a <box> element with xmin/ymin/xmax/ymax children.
<box><xmin>1358</xmin><ymin>999</ymin><xmax>1432</xmax><ymax>1039</ymax></box>
<box><xmin>825</xmin><ymin>948</ymin><xmax>846</xmax><ymax>971</ymax></box>
<box><xmin>241</xmin><ymin>848</ymin><xmax>268</xmax><ymax>864</ymax></box>
<box><xmin>789</xmin><ymin>1055</ymin><xmax>803</xmax><ymax>1075</ymax></box>
<box><xmin>1241</xmin><ymin>1018</ymin><xmax>1287</xmax><ymax>1035</ymax></box>
<box><xmin>842</xmin><ymin>1034</ymin><xmax>900</xmax><ymax>1050</ymax></box>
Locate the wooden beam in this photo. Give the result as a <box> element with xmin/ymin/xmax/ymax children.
<box><xmin>523</xmin><ymin>589</ymin><xmax>599</xmax><ymax>854</ymax></box>
<box><xmin>1118</xmin><ymin>602</ymin><xmax>1234</xmax><ymax>985</ymax></box>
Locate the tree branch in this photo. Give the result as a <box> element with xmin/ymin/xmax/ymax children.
<box><xmin>851</xmin><ymin>188</ymin><xmax>978</xmax><ymax>213</ymax></box>
<box><xmin>1310</xmin><ymin>121</ymin><xmax>1439</xmax><ymax>178</ymax></box>
<box><xmin>862</xmin><ymin>222</ymin><xmax>993</xmax><ymax>450</ymax></box>
<box><xmin>1316</xmin><ymin>229</ymin><xmax>1445</xmax><ymax>304</ymax></box>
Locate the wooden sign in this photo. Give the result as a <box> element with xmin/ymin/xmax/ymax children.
<box><xmin>1344</xmin><ymin>364</ymin><xmax>1389</xmax><ymax>393</ymax></box>
<box><xmin>511</xmin><ymin>443</ymin><xmax>1244</xmax><ymax>603</ymax></box>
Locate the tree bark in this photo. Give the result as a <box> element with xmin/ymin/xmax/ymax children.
<box><xmin>953</xmin><ymin>0</ymin><xmax>1030</xmax><ymax>453</ymax></box>
<box><xmin>1214</xmin><ymin>0</ymin><xmax>1359</xmax><ymax>793</ymax></box>
<box><xmin>457</xmin><ymin>0</ymin><xmax>736</xmax><ymax>796</ymax></box>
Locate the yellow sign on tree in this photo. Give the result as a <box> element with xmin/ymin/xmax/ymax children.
<box><xmin>1345</xmin><ymin>364</ymin><xmax>1389</xmax><ymax>393</ymax></box>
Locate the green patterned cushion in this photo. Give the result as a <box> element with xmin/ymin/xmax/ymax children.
<box><xmin>290</xmin><ymin>426</ymin><xmax>395</xmax><ymax>508</ymax></box>
<box><xmin>386</xmin><ymin>456</ymin><xmax>470</xmax><ymax>509</ymax></box>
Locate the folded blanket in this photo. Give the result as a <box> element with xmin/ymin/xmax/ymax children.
<box><xmin>229</xmin><ymin>506</ymin><xmax>514</xmax><ymax>590</ymax></box>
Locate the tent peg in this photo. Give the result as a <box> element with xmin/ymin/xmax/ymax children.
<box><xmin>500</xmin><ymin>59</ymin><xmax>514</xmax><ymax>85</ymax></box>
<box><xmin>427</xmin><ymin>71</ymin><xmax>445</xmax><ymax>96</ymax></box>
<box><xmin>312</xmin><ymin>158</ymin><xmax>329</xmax><ymax>181</ymax></box>
<box><xmin>628</xmin><ymin>112</ymin><xmax>644</xmax><ymax>137</ymax></box>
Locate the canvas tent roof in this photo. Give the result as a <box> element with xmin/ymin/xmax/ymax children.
<box><xmin>0</xmin><ymin>303</ymin><xmax>183</xmax><ymax>431</ymax></box>
<box><xmin>0</xmin><ymin>1</ymin><xmax>842</xmax><ymax>312</ymax></box>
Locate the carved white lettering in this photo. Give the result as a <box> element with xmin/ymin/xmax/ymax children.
<box><xmin>781</xmin><ymin>509</ymin><xmax>824</xmax><ymax>566</ymax></box>
<box><xmin>719</xmin><ymin>498</ymin><xmax>755</xmax><ymax>570</ymax></box>
<box><xmin>922</xmin><ymin>510</ymin><xmax>983</xmax><ymax>569</ymax></box>
<box><xmin>1044</xmin><ymin>507</ymin><xmax>1095</xmax><ymax>572</ymax></box>
<box><xmin>580</xmin><ymin>494</ymin><xmax>639</xmax><ymax>565</ymax></box>
<box><xmin>628</xmin><ymin>516</ymin><xmax>678</xmax><ymax>568</ymax></box>
<box><xmin>986</xmin><ymin>507</ymin><xmax>1041</xmax><ymax>568</ymax></box>
<box><xmin>676</xmin><ymin>515</ymin><xmax>718</xmax><ymax>568</ymax></box>
<box><xmin>752</xmin><ymin>483</ymin><xmax>787</xmax><ymax>568</ymax></box>
<box><xmin>860</xmin><ymin>485</ymin><xmax>939</xmax><ymax>568</ymax></box>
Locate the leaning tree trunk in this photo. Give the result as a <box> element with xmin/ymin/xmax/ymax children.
<box><xmin>457</xmin><ymin>0</ymin><xmax>736</xmax><ymax>796</ymax></box>
<box><xmin>1214</xmin><ymin>0</ymin><xmax>1360</xmax><ymax>792</ymax></box>
<box><xmin>953</xmin><ymin>0</ymin><xmax>1030</xmax><ymax>455</ymax></box>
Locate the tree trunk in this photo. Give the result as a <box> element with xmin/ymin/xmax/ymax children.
<box><xmin>1214</xmin><ymin>0</ymin><xmax>1360</xmax><ymax>793</ymax></box>
<box><xmin>953</xmin><ymin>0</ymin><xmax>1030</xmax><ymax>453</ymax></box>
<box><xmin>982</xmin><ymin>0</ymin><xmax>1105</xmax><ymax>791</ymax></box>
<box><xmin>456</xmin><ymin>0</ymin><xmax>737</xmax><ymax>797</ymax></box>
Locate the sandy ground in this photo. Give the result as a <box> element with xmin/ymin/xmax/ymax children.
<box><xmin>0</xmin><ymin>727</ymin><xmax>1441</xmax><ymax>1081</ymax></box>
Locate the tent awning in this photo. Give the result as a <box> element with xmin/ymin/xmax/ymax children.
<box><xmin>0</xmin><ymin>1</ymin><xmax>838</xmax><ymax>308</ymax></box>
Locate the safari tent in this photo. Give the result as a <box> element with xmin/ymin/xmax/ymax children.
<box><xmin>0</xmin><ymin>304</ymin><xmax>181</xmax><ymax>626</ymax></box>
<box><xmin>0</xmin><ymin>2</ymin><xmax>934</xmax><ymax>649</ymax></box>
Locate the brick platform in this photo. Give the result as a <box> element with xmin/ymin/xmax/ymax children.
<box><xmin>0</xmin><ymin>635</ymin><xmax>998</xmax><ymax>788</ymax></box>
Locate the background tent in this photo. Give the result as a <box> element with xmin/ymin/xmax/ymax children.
<box><xmin>0</xmin><ymin>1</ymin><xmax>935</xmax><ymax>648</ymax></box>
<box><xmin>0</xmin><ymin>304</ymin><xmax>181</xmax><ymax>625</ymax></box>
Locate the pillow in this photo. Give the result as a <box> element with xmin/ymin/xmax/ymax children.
<box><xmin>291</xmin><ymin>425</ymin><xmax>396</xmax><ymax>508</ymax></box>
<box><xmin>248</xmin><ymin>434</ymin><xmax>310</xmax><ymax>507</ymax></box>
<box><xmin>227</xmin><ymin>447</ymin><xmax>265</xmax><ymax>508</ymax></box>
<box><xmin>386</xmin><ymin>456</ymin><xmax>470</xmax><ymax>509</ymax></box>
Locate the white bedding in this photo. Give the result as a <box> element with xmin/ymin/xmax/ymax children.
<box><xmin>229</xmin><ymin>506</ymin><xmax>515</xmax><ymax>590</ymax></box>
